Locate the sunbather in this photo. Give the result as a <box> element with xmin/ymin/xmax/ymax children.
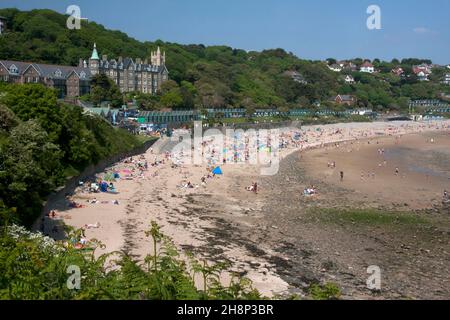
<box><xmin>84</xmin><ymin>222</ymin><xmax>101</xmax><ymax>229</ymax></box>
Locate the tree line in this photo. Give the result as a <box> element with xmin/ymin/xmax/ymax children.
<box><xmin>0</xmin><ymin>8</ymin><xmax>448</xmax><ymax>112</ymax></box>
<box><xmin>0</xmin><ymin>83</ymin><xmax>143</xmax><ymax>226</ymax></box>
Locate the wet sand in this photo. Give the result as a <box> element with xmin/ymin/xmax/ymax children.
<box><xmin>301</xmin><ymin>132</ymin><xmax>450</xmax><ymax>210</ymax></box>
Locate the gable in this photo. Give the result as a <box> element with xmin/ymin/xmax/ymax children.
<box><xmin>22</xmin><ymin>64</ymin><xmax>42</xmax><ymax>76</ymax></box>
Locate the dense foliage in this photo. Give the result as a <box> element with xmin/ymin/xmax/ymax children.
<box><xmin>0</xmin><ymin>222</ymin><xmax>261</xmax><ymax>299</ymax></box>
<box><xmin>0</xmin><ymin>8</ymin><xmax>448</xmax><ymax>111</ymax></box>
<box><xmin>0</xmin><ymin>83</ymin><xmax>143</xmax><ymax>226</ymax></box>
<box><xmin>84</xmin><ymin>73</ymin><xmax>124</xmax><ymax>107</ymax></box>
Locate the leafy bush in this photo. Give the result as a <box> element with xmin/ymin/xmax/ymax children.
<box><xmin>0</xmin><ymin>83</ymin><xmax>142</xmax><ymax>226</ymax></box>
<box><xmin>0</xmin><ymin>222</ymin><xmax>262</xmax><ymax>300</ymax></box>
<box><xmin>309</xmin><ymin>283</ymin><xmax>341</xmax><ymax>300</ymax></box>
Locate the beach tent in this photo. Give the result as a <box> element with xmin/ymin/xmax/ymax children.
<box><xmin>212</xmin><ymin>166</ymin><xmax>223</xmax><ymax>175</ymax></box>
<box><xmin>100</xmin><ymin>182</ymin><xmax>109</xmax><ymax>192</ymax></box>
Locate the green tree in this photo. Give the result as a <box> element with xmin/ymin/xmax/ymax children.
<box><xmin>89</xmin><ymin>73</ymin><xmax>123</xmax><ymax>107</ymax></box>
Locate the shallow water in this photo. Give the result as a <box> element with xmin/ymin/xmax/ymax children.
<box><xmin>384</xmin><ymin>145</ymin><xmax>450</xmax><ymax>180</ymax></box>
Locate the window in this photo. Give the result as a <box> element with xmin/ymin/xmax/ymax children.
<box><xmin>80</xmin><ymin>71</ymin><xmax>86</xmax><ymax>79</ymax></box>
<box><xmin>55</xmin><ymin>69</ymin><xmax>62</xmax><ymax>77</ymax></box>
<box><xmin>9</xmin><ymin>64</ymin><xmax>18</xmax><ymax>74</ymax></box>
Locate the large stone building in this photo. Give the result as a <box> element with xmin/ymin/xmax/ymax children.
<box><xmin>0</xmin><ymin>44</ymin><xmax>169</xmax><ymax>98</ymax></box>
<box><xmin>84</xmin><ymin>43</ymin><xmax>169</xmax><ymax>94</ymax></box>
<box><xmin>0</xmin><ymin>60</ymin><xmax>91</xmax><ymax>98</ymax></box>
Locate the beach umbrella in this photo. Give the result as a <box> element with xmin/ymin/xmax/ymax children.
<box><xmin>212</xmin><ymin>166</ymin><xmax>223</xmax><ymax>175</ymax></box>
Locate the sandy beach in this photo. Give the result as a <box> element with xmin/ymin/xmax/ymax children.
<box><xmin>41</xmin><ymin>120</ymin><xmax>450</xmax><ymax>299</ymax></box>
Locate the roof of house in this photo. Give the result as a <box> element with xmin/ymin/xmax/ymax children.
<box><xmin>86</xmin><ymin>107</ymin><xmax>111</xmax><ymax>116</ymax></box>
<box><xmin>99</xmin><ymin>57</ymin><xmax>165</xmax><ymax>73</ymax></box>
<box><xmin>206</xmin><ymin>108</ymin><xmax>246</xmax><ymax>113</ymax></box>
<box><xmin>138</xmin><ymin>110</ymin><xmax>198</xmax><ymax>117</ymax></box>
<box><xmin>361</xmin><ymin>61</ymin><xmax>374</xmax><ymax>68</ymax></box>
<box><xmin>0</xmin><ymin>59</ymin><xmax>91</xmax><ymax>80</ymax></box>
<box><xmin>337</xmin><ymin>95</ymin><xmax>355</xmax><ymax>101</ymax></box>
<box><xmin>329</xmin><ymin>64</ymin><xmax>342</xmax><ymax>69</ymax></box>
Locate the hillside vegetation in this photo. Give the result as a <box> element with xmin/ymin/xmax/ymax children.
<box><xmin>0</xmin><ymin>8</ymin><xmax>448</xmax><ymax>112</ymax></box>
<box><xmin>0</xmin><ymin>83</ymin><xmax>143</xmax><ymax>226</ymax></box>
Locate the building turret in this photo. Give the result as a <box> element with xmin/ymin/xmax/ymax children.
<box><xmin>89</xmin><ymin>43</ymin><xmax>100</xmax><ymax>75</ymax></box>
<box><xmin>151</xmin><ymin>46</ymin><xmax>165</xmax><ymax>66</ymax></box>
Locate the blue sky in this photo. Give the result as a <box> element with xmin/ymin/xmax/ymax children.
<box><xmin>1</xmin><ymin>0</ymin><xmax>449</xmax><ymax>64</ymax></box>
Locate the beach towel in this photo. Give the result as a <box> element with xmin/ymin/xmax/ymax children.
<box><xmin>104</xmin><ymin>173</ymin><xmax>115</xmax><ymax>181</ymax></box>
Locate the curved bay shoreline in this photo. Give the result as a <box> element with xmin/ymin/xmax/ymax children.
<box><xmin>42</xmin><ymin>121</ymin><xmax>450</xmax><ymax>299</ymax></box>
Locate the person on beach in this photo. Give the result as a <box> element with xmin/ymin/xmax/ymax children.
<box><xmin>253</xmin><ymin>182</ymin><xmax>258</xmax><ymax>194</ymax></box>
<box><xmin>395</xmin><ymin>167</ymin><xmax>399</xmax><ymax>176</ymax></box>
<box><xmin>340</xmin><ymin>171</ymin><xmax>344</xmax><ymax>182</ymax></box>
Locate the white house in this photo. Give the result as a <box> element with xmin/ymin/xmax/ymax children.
<box><xmin>417</xmin><ymin>71</ymin><xmax>429</xmax><ymax>81</ymax></box>
<box><xmin>284</xmin><ymin>70</ymin><xmax>308</xmax><ymax>85</ymax></box>
<box><xmin>344</xmin><ymin>75</ymin><xmax>355</xmax><ymax>84</ymax></box>
<box><xmin>360</xmin><ymin>61</ymin><xmax>375</xmax><ymax>73</ymax></box>
<box><xmin>328</xmin><ymin>64</ymin><xmax>342</xmax><ymax>72</ymax></box>
<box><xmin>442</xmin><ymin>74</ymin><xmax>450</xmax><ymax>85</ymax></box>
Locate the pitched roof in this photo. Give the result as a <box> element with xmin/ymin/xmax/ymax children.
<box><xmin>329</xmin><ymin>64</ymin><xmax>342</xmax><ymax>69</ymax></box>
<box><xmin>90</xmin><ymin>43</ymin><xmax>100</xmax><ymax>60</ymax></box>
<box><xmin>86</xmin><ymin>107</ymin><xmax>111</xmax><ymax>116</ymax></box>
<box><xmin>336</xmin><ymin>95</ymin><xmax>355</xmax><ymax>101</ymax></box>
<box><xmin>99</xmin><ymin>58</ymin><xmax>164</xmax><ymax>73</ymax></box>
<box><xmin>361</xmin><ymin>61</ymin><xmax>373</xmax><ymax>68</ymax></box>
<box><xmin>0</xmin><ymin>60</ymin><xmax>91</xmax><ymax>80</ymax></box>
<box><xmin>138</xmin><ymin>110</ymin><xmax>198</xmax><ymax>117</ymax></box>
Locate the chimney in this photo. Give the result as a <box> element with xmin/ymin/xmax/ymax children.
<box><xmin>102</xmin><ymin>54</ymin><xmax>108</xmax><ymax>61</ymax></box>
<box><xmin>79</xmin><ymin>58</ymin><xmax>83</xmax><ymax>68</ymax></box>
<box><xmin>118</xmin><ymin>56</ymin><xmax>123</xmax><ymax>63</ymax></box>
<box><xmin>136</xmin><ymin>58</ymin><xmax>141</xmax><ymax>64</ymax></box>
<box><xmin>144</xmin><ymin>58</ymin><xmax>148</xmax><ymax>65</ymax></box>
